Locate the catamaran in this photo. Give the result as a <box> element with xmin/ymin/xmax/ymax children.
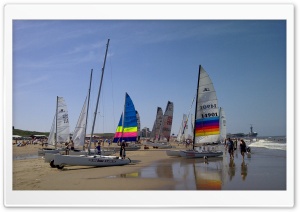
<box><xmin>112</xmin><ymin>92</ymin><xmax>141</xmax><ymax>151</ymax></box>
<box><xmin>145</xmin><ymin>101</ymin><xmax>174</xmax><ymax>149</ymax></box>
<box><xmin>52</xmin><ymin>39</ymin><xmax>131</xmax><ymax>169</ymax></box>
<box><xmin>38</xmin><ymin>96</ymin><xmax>70</xmax><ymax>156</ymax></box>
<box><xmin>180</xmin><ymin>65</ymin><xmax>223</xmax><ymax>158</ymax></box>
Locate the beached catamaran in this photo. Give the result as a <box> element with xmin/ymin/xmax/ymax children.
<box><xmin>180</xmin><ymin>65</ymin><xmax>223</xmax><ymax>158</ymax></box>
<box><xmin>145</xmin><ymin>101</ymin><xmax>174</xmax><ymax>149</ymax></box>
<box><xmin>67</xmin><ymin>69</ymin><xmax>115</xmax><ymax>156</ymax></box>
<box><xmin>53</xmin><ymin>39</ymin><xmax>131</xmax><ymax>169</ymax></box>
<box><xmin>113</xmin><ymin>92</ymin><xmax>141</xmax><ymax>150</ymax></box>
<box><xmin>38</xmin><ymin>96</ymin><xmax>70</xmax><ymax>155</ymax></box>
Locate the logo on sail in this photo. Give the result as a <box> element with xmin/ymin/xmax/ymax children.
<box><xmin>203</xmin><ymin>88</ymin><xmax>210</xmax><ymax>92</ymax></box>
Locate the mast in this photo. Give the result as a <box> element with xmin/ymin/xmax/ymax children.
<box><xmin>83</xmin><ymin>69</ymin><xmax>93</xmax><ymax>150</ymax></box>
<box><xmin>55</xmin><ymin>96</ymin><xmax>58</xmax><ymax>149</ymax></box>
<box><xmin>121</xmin><ymin>92</ymin><xmax>127</xmax><ymax>142</ymax></box>
<box><xmin>88</xmin><ymin>39</ymin><xmax>110</xmax><ymax>154</ymax></box>
<box><xmin>192</xmin><ymin>65</ymin><xmax>201</xmax><ymax>150</ymax></box>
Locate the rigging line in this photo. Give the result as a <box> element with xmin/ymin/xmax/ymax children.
<box><xmin>108</xmin><ymin>47</ymin><xmax>116</xmax><ymax>132</ymax></box>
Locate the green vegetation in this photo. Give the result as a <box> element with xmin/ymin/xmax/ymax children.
<box><xmin>13</xmin><ymin>128</ymin><xmax>114</xmax><ymax>139</ymax></box>
<box><xmin>13</xmin><ymin>128</ymin><xmax>49</xmax><ymax>137</ymax></box>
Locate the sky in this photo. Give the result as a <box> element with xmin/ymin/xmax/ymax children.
<box><xmin>12</xmin><ymin>20</ymin><xmax>287</xmax><ymax>137</ymax></box>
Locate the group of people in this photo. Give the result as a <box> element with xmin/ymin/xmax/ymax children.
<box><xmin>226</xmin><ymin>137</ymin><xmax>248</xmax><ymax>160</ymax></box>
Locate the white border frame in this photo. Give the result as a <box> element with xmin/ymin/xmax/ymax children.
<box><xmin>3</xmin><ymin>3</ymin><xmax>294</xmax><ymax>207</ymax></box>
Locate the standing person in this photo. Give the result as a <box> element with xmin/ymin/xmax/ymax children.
<box><xmin>240</xmin><ymin>139</ymin><xmax>247</xmax><ymax>160</ymax></box>
<box><xmin>70</xmin><ymin>140</ymin><xmax>75</xmax><ymax>150</ymax></box>
<box><xmin>120</xmin><ymin>140</ymin><xmax>126</xmax><ymax>159</ymax></box>
<box><xmin>234</xmin><ymin>139</ymin><xmax>238</xmax><ymax>151</ymax></box>
<box><xmin>96</xmin><ymin>142</ymin><xmax>101</xmax><ymax>155</ymax></box>
<box><xmin>65</xmin><ymin>142</ymin><xmax>69</xmax><ymax>155</ymax></box>
<box><xmin>227</xmin><ymin>138</ymin><xmax>234</xmax><ymax>159</ymax></box>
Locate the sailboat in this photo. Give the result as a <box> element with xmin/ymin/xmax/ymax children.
<box><xmin>113</xmin><ymin>92</ymin><xmax>141</xmax><ymax>151</ymax></box>
<box><xmin>68</xmin><ymin>69</ymin><xmax>115</xmax><ymax>156</ymax></box>
<box><xmin>180</xmin><ymin>65</ymin><xmax>223</xmax><ymax>158</ymax></box>
<box><xmin>166</xmin><ymin>96</ymin><xmax>195</xmax><ymax>157</ymax></box>
<box><xmin>38</xmin><ymin>96</ymin><xmax>70</xmax><ymax>156</ymax></box>
<box><xmin>145</xmin><ymin>101</ymin><xmax>174</xmax><ymax>149</ymax></box>
<box><xmin>53</xmin><ymin>39</ymin><xmax>131</xmax><ymax>169</ymax></box>
<box><xmin>176</xmin><ymin>114</ymin><xmax>188</xmax><ymax>144</ymax></box>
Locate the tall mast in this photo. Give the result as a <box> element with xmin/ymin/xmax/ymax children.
<box><xmin>121</xmin><ymin>92</ymin><xmax>127</xmax><ymax>142</ymax></box>
<box><xmin>83</xmin><ymin>69</ymin><xmax>93</xmax><ymax>150</ymax></box>
<box><xmin>55</xmin><ymin>96</ymin><xmax>58</xmax><ymax>149</ymax></box>
<box><xmin>193</xmin><ymin>65</ymin><xmax>201</xmax><ymax>150</ymax></box>
<box><xmin>88</xmin><ymin>39</ymin><xmax>110</xmax><ymax>154</ymax></box>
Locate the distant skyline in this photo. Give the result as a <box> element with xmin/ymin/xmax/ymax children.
<box><xmin>12</xmin><ymin>20</ymin><xmax>287</xmax><ymax>136</ymax></box>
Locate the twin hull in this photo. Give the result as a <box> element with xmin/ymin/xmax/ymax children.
<box><xmin>179</xmin><ymin>150</ymin><xmax>223</xmax><ymax>158</ymax></box>
<box><xmin>53</xmin><ymin>154</ymin><xmax>130</xmax><ymax>167</ymax></box>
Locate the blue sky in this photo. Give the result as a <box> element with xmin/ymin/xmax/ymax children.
<box><xmin>13</xmin><ymin>20</ymin><xmax>287</xmax><ymax>136</ymax></box>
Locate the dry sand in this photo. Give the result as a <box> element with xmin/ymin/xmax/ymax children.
<box><xmin>12</xmin><ymin>142</ymin><xmax>186</xmax><ymax>190</ymax></box>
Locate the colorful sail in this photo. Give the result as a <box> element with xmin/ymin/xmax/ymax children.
<box><xmin>113</xmin><ymin>93</ymin><xmax>138</xmax><ymax>142</ymax></box>
<box><xmin>194</xmin><ymin>66</ymin><xmax>220</xmax><ymax>144</ymax></box>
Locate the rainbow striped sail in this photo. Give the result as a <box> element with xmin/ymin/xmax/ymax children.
<box><xmin>113</xmin><ymin>93</ymin><xmax>138</xmax><ymax>143</ymax></box>
<box><xmin>194</xmin><ymin>66</ymin><xmax>220</xmax><ymax>144</ymax></box>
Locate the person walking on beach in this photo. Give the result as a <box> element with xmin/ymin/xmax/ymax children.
<box><xmin>240</xmin><ymin>139</ymin><xmax>247</xmax><ymax>160</ymax></box>
<box><xmin>227</xmin><ymin>138</ymin><xmax>234</xmax><ymax>159</ymax></box>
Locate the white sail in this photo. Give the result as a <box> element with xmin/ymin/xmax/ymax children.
<box><xmin>56</xmin><ymin>97</ymin><xmax>70</xmax><ymax>144</ymax></box>
<box><xmin>159</xmin><ymin>101</ymin><xmax>174</xmax><ymax>141</ymax></box>
<box><xmin>176</xmin><ymin>114</ymin><xmax>187</xmax><ymax>142</ymax></box>
<box><xmin>47</xmin><ymin>115</ymin><xmax>56</xmax><ymax>146</ymax></box>
<box><xmin>72</xmin><ymin>97</ymin><xmax>88</xmax><ymax>147</ymax></box>
<box><xmin>219</xmin><ymin>107</ymin><xmax>226</xmax><ymax>143</ymax></box>
<box><xmin>194</xmin><ymin>66</ymin><xmax>220</xmax><ymax>145</ymax></box>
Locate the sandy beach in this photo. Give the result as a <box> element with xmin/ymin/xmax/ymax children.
<box><xmin>6</xmin><ymin>139</ymin><xmax>292</xmax><ymax>207</ymax></box>
<box><xmin>12</xmin><ymin>140</ymin><xmax>287</xmax><ymax>191</ymax></box>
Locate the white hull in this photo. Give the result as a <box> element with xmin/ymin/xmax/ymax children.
<box><xmin>144</xmin><ymin>141</ymin><xmax>172</xmax><ymax>149</ymax></box>
<box><xmin>44</xmin><ymin>149</ymin><xmax>116</xmax><ymax>163</ymax></box>
<box><xmin>179</xmin><ymin>149</ymin><xmax>223</xmax><ymax>158</ymax></box>
<box><xmin>38</xmin><ymin>148</ymin><xmax>62</xmax><ymax>156</ymax></box>
<box><xmin>166</xmin><ymin>150</ymin><xmax>181</xmax><ymax>157</ymax></box>
<box><xmin>53</xmin><ymin>154</ymin><xmax>130</xmax><ymax>168</ymax></box>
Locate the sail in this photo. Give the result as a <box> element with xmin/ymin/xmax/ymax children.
<box><xmin>219</xmin><ymin>107</ymin><xmax>227</xmax><ymax>143</ymax></box>
<box><xmin>113</xmin><ymin>93</ymin><xmax>138</xmax><ymax>142</ymax></box>
<box><xmin>150</xmin><ymin>107</ymin><xmax>163</xmax><ymax>141</ymax></box>
<box><xmin>177</xmin><ymin>114</ymin><xmax>187</xmax><ymax>142</ymax></box>
<box><xmin>47</xmin><ymin>115</ymin><xmax>56</xmax><ymax>146</ymax></box>
<box><xmin>113</xmin><ymin>114</ymin><xmax>123</xmax><ymax>142</ymax></box>
<box><xmin>72</xmin><ymin>96</ymin><xmax>88</xmax><ymax>147</ymax></box>
<box><xmin>159</xmin><ymin>101</ymin><xmax>174</xmax><ymax>141</ymax></box>
<box><xmin>56</xmin><ymin>97</ymin><xmax>70</xmax><ymax>143</ymax></box>
<box><xmin>194</xmin><ymin>66</ymin><xmax>220</xmax><ymax>145</ymax></box>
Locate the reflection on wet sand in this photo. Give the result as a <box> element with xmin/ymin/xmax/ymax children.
<box><xmin>108</xmin><ymin>156</ymin><xmax>228</xmax><ymax>190</ymax></box>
